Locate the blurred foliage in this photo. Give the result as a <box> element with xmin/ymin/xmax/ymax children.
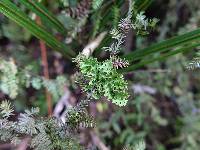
<box><xmin>0</xmin><ymin>100</ymin><xmax>94</xmax><ymax>150</ymax></box>
<box><xmin>0</xmin><ymin>0</ymin><xmax>200</xmax><ymax>149</ymax></box>
<box><xmin>95</xmin><ymin>0</ymin><xmax>200</xmax><ymax>149</ymax></box>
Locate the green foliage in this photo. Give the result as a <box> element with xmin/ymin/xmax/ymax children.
<box><xmin>0</xmin><ymin>58</ymin><xmax>19</xmax><ymax>99</ymax></box>
<box><xmin>31</xmin><ymin>77</ymin><xmax>43</xmax><ymax>90</ymax></box>
<box><xmin>123</xmin><ymin>140</ymin><xmax>146</xmax><ymax>150</ymax></box>
<box><xmin>133</xmin><ymin>140</ymin><xmax>146</xmax><ymax>150</ymax></box>
<box><xmin>102</xmin><ymin>0</ymin><xmax>140</xmax><ymax>54</ymax></box>
<box><xmin>42</xmin><ymin>76</ymin><xmax>68</xmax><ymax>100</ymax></box>
<box><xmin>65</xmin><ymin>97</ymin><xmax>96</xmax><ymax>129</ymax></box>
<box><xmin>73</xmin><ymin>1</ymin><xmax>138</xmax><ymax>107</ymax></box>
<box><xmin>74</xmin><ymin>55</ymin><xmax>129</xmax><ymax>106</ymax></box>
<box><xmin>112</xmin><ymin>5</ymin><xmax>120</xmax><ymax>28</ymax></box>
<box><xmin>2</xmin><ymin>0</ymin><xmax>200</xmax><ymax>149</ymax></box>
<box><xmin>98</xmin><ymin>92</ymin><xmax>167</xmax><ymax>149</ymax></box>
<box><xmin>1</xmin><ymin>0</ymin><xmax>198</xmax><ymax>72</ymax></box>
<box><xmin>0</xmin><ymin>100</ymin><xmax>94</xmax><ymax>149</ymax></box>
<box><xmin>19</xmin><ymin>0</ymin><xmax>68</xmax><ymax>34</ymax></box>
<box><xmin>0</xmin><ymin>0</ymin><xmax>75</xmax><ymax>58</ymax></box>
<box><xmin>0</xmin><ymin>100</ymin><xmax>14</xmax><ymax>118</ymax></box>
<box><xmin>92</xmin><ymin>0</ymin><xmax>104</xmax><ymax>10</ymax></box>
<box><xmin>0</xmin><ymin>58</ymin><xmax>68</xmax><ymax>101</ymax></box>
<box><xmin>122</xmin><ymin>28</ymin><xmax>200</xmax><ymax>72</ymax></box>
<box><xmin>133</xmin><ymin>12</ymin><xmax>159</xmax><ymax>35</ymax></box>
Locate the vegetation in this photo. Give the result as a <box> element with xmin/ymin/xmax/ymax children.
<box><xmin>0</xmin><ymin>0</ymin><xmax>200</xmax><ymax>149</ymax></box>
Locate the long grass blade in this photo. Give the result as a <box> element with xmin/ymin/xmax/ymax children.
<box><xmin>135</xmin><ymin>0</ymin><xmax>153</xmax><ymax>12</ymax></box>
<box><xmin>0</xmin><ymin>0</ymin><xmax>75</xmax><ymax>58</ymax></box>
<box><xmin>120</xmin><ymin>42</ymin><xmax>200</xmax><ymax>73</ymax></box>
<box><xmin>123</xmin><ymin>29</ymin><xmax>200</xmax><ymax>62</ymax></box>
<box><xmin>19</xmin><ymin>0</ymin><xmax>67</xmax><ymax>34</ymax></box>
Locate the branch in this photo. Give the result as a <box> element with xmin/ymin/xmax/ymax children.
<box><xmin>82</xmin><ymin>32</ymin><xmax>107</xmax><ymax>57</ymax></box>
<box><xmin>53</xmin><ymin>89</ymin><xmax>73</xmax><ymax>122</ymax></box>
<box><xmin>132</xmin><ymin>84</ymin><xmax>157</xmax><ymax>95</ymax></box>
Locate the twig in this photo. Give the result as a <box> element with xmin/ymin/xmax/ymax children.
<box><xmin>36</xmin><ymin>17</ymin><xmax>52</xmax><ymax>116</ymax></box>
<box><xmin>132</xmin><ymin>84</ymin><xmax>157</xmax><ymax>95</ymax></box>
<box><xmin>90</xmin><ymin>130</ymin><xmax>110</xmax><ymax>150</ymax></box>
<box><xmin>82</xmin><ymin>32</ymin><xmax>107</xmax><ymax>57</ymax></box>
<box><xmin>53</xmin><ymin>89</ymin><xmax>73</xmax><ymax>122</ymax></box>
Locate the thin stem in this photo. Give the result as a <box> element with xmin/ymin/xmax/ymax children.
<box><xmin>36</xmin><ymin>17</ymin><xmax>52</xmax><ymax>116</ymax></box>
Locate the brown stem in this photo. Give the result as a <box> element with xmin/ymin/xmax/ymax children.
<box><xmin>36</xmin><ymin>17</ymin><xmax>52</xmax><ymax>116</ymax></box>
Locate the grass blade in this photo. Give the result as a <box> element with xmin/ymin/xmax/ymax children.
<box><xmin>135</xmin><ymin>0</ymin><xmax>153</xmax><ymax>12</ymax></box>
<box><xmin>19</xmin><ymin>0</ymin><xmax>67</xmax><ymax>35</ymax></box>
<box><xmin>120</xmin><ymin>42</ymin><xmax>200</xmax><ymax>73</ymax></box>
<box><xmin>123</xmin><ymin>29</ymin><xmax>200</xmax><ymax>62</ymax></box>
<box><xmin>0</xmin><ymin>0</ymin><xmax>75</xmax><ymax>58</ymax></box>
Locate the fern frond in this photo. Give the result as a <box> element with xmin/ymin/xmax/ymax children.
<box><xmin>65</xmin><ymin>98</ymin><xmax>95</xmax><ymax>130</ymax></box>
<box><xmin>133</xmin><ymin>141</ymin><xmax>146</xmax><ymax>150</ymax></box>
<box><xmin>18</xmin><ymin>107</ymin><xmax>39</xmax><ymax>135</ymax></box>
<box><xmin>74</xmin><ymin>1</ymin><xmax>134</xmax><ymax>106</ymax></box>
<box><xmin>123</xmin><ymin>140</ymin><xmax>146</xmax><ymax>150</ymax></box>
<box><xmin>0</xmin><ymin>100</ymin><xmax>86</xmax><ymax>149</ymax></box>
<box><xmin>0</xmin><ymin>129</ymin><xmax>15</xmax><ymax>142</ymax></box>
<box><xmin>0</xmin><ymin>57</ymin><xmax>68</xmax><ymax>101</ymax></box>
<box><xmin>0</xmin><ymin>100</ymin><xmax>14</xmax><ymax>118</ymax></box>
<box><xmin>31</xmin><ymin>132</ymin><xmax>53</xmax><ymax>150</ymax></box>
<box><xmin>133</xmin><ymin>11</ymin><xmax>159</xmax><ymax>35</ymax></box>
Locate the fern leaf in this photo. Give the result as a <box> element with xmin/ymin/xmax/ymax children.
<box><xmin>0</xmin><ymin>100</ymin><xmax>14</xmax><ymax>118</ymax></box>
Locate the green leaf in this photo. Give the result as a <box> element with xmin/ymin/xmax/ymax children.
<box><xmin>123</xmin><ymin>28</ymin><xmax>200</xmax><ymax>62</ymax></box>
<box><xmin>120</xmin><ymin>42</ymin><xmax>200</xmax><ymax>73</ymax></box>
<box><xmin>135</xmin><ymin>0</ymin><xmax>153</xmax><ymax>12</ymax></box>
<box><xmin>0</xmin><ymin>0</ymin><xmax>75</xmax><ymax>58</ymax></box>
<box><xmin>19</xmin><ymin>0</ymin><xmax>67</xmax><ymax>35</ymax></box>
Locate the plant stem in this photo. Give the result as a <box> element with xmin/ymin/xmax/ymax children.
<box><xmin>36</xmin><ymin>17</ymin><xmax>52</xmax><ymax>116</ymax></box>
